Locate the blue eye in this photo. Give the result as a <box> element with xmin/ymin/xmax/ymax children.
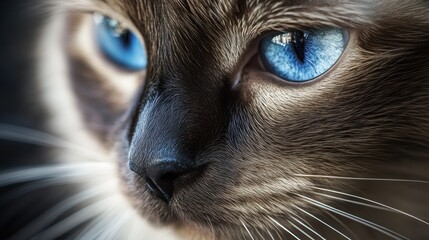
<box><xmin>94</xmin><ymin>14</ymin><xmax>147</xmax><ymax>70</ymax></box>
<box><xmin>260</xmin><ymin>29</ymin><xmax>346</xmax><ymax>82</ymax></box>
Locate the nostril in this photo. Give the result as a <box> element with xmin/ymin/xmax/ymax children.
<box><xmin>145</xmin><ymin>177</ymin><xmax>172</xmax><ymax>203</ymax></box>
<box><xmin>129</xmin><ymin>156</ymin><xmax>206</xmax><ymax>203</ymax></box>
<box><xmin>145</xmin><ymin>171</ymin><xmax>183</xmax><ymax>203</ymax></box>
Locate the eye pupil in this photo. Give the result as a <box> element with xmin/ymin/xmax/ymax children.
<box><xmin>94</xmin><ymin>14</ymin><xmax>147</xmax><ymax>70</ymax></box>
<box><xmin>260</xmin><ymin>28</ymin><xmax>345</xmax><ymax>82</ymax></box>
<box><xmin>119</xmin><ymin>31</ymin><xmax>132</xmax><ymax>48</ymax></box>
<box><xmin>291</xmin><ymin>31</ymin><xmax>306</xmax><ymax>63</ymax></box>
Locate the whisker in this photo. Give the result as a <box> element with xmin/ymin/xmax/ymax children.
<box><xmin>270</xmin><ymin>220</ymin><xmax>283</xmax><ymax>240</ymax></box>
<box><xmin>290</xmin><ymin>221</ymin><xmax>315</xmax><ymax>240</ymax></box>
<box><xmin>96</xmin><ymin>209</ymin><xmax>132</xmax><ymax>240</ymax></box>
<box><xmin>296</xmin><ymin>194</ymin><xmax>408</xmax><ymax>240</ymax></box>
<box><xmin>255</xmin><ymin>226</ymin><xmax>266</xmax><ymax>240</ymax></box>
<box><xmin>322</xmin><ymin>210</ymin><xmax>359</xmax><ymax>240</ymax></box>
<box><xmin>295</xmin><ymin>206</ymin><xmax>351</xmax><ymax>240</ymax></box>
<box><xmin>268</xmin><ymin>216</ymin><xmax>300</xmax><ymax>240</ymax></box>
<box><xmin>85</xmin><ymin>206</ymin><xmax>129</xmax><ymax>239</ymax></box>
<box><xmin>8</xmin><ymin>182</ymin><xmax>115</xmax><ymax>240</ymax></box>
<box><xmin>262</xmin><ymin>224</ymin><xmax>275</xmax><ymax>240</ymax></box>
<box><xmin>241</xmin><ymin>219</ymin><xmax>256</xmax><ymax>240</ymax></box>
<box><xmin>0</xmin><ymin>175</ymin><xmax>108</xmax><ymax>205</ymax></box>
<box><xmin>0</xmin><ymin>162</ymin><xmax>115</xmax><ymax>187</ymax></box>
<box><xmin>74</xmin><ymin>205</ymin><xmax>121</xmax><ymax>240</ymax></box>
<box><xmin>0</xmin><ymin>124</ymin><xmax>107</xmax><ymax>161</ymax></box>
<box><xmin>312</xmin><ymin>186</ymin><xmax>429</xmax><ymax>226</ymax></box>
<box><xmin>312</xmin><ymin>192</ymin><xmax>388</xmax><ymax>212</ymax></box>
<box><xmin>33</xmin><ymin>196</ymin><xmax>119</xmax><ymax>240</ymax></box>
<box><xmin>294</xmin><ymin>174</ymin><xmax>429</xmax><ymax>184</ymax></box>
<box><xmin>290</xmin><ymin>215</ymin><xmax>326</xmax><ymax>240</ymax></box>
<box><xmin>73</xmin><ymin>213</ymin><xmax>111</xmax><ymax>239</ymax></box>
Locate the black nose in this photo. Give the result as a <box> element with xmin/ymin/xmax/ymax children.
<box><xmin>126</xmin><ymin>79</ymin><xmax>225</xmax><ymax>204</ymax></box>
<box><xmin>129</xmin><ymin>158</ymin><xmax>199</xmax><ymax>203</ymax></box>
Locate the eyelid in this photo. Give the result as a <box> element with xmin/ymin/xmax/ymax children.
<box><xmin>92</xmin><ymin>12</ymin><xmax>147</xmax><ymax>59</ymax></box>
<box><xmin>63</xmin><ymin>0</ymin><xmax>134</xmax><ymax>31</ymax></box>
<box><xmin>92</xmin><ymin>12</ymin><xmax>140</xmax><ymax>36</ymax></box>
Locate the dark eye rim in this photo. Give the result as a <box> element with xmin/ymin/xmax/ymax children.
<box><xmin>254</xmin><ymin>28</ymin><xmax>350</xmax><ymax>86</ymax></box>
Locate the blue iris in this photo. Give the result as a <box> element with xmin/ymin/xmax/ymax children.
<box><xmin>260</xmin><ymin>29</ymin><xmax>345</xmax><ymax>82</ymax></box>
<box><xmin>94</xmin><ymin>15</ymin><xmax>147</xmax><ymax>70</ymax></box>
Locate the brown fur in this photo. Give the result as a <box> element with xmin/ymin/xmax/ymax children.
<box><xmin>47</xmin><ymin>0</ymin><xmax>429</xmax><ymax>239</ymax></box>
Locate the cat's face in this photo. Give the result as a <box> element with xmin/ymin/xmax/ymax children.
<box><xmin>50</xmin><ymin>0</ymin><xmax>429</xmax><ymax>239</ymax></box>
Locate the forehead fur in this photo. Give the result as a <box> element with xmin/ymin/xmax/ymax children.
<box><xmin>44</xmin><ymin>0</ymin><xmax>429</xmax><ymax>238</ymax></box>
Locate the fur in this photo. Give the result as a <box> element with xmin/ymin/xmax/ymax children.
<box><xmin>1</xmin><ymin>0</ymin><xmax>428</xmax><ymax>239</ymax></box>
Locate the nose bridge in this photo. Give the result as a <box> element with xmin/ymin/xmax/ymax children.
<box><xmin>130</xmin><ymin>94</ymin><xmax>193</xmax><ymax>162</ymax></box>
<box><xmin>127</xmin><ymin>10</ymin><xmax>230</xmax><ymax>201</ymax></box>
<box><xmin>128</xmin><ymin>81</ymin><xmax>226</xmax><ymax>202</ymax></box>
<box><xmin>129</xmin><ymin>78</ymin><xmax>225</xmax><ymax>166</ymax></box>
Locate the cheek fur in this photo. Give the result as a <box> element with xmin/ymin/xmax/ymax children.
<box><xmin>13</xmin><ymin>0</ymin><xmax>429</xmax><ymax>239</ymax></box>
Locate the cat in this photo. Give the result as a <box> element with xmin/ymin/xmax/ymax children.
<box><xmin>0</xmin><ymin>0</ymin><xmax>428</xmax><ymax>239</ymax></box>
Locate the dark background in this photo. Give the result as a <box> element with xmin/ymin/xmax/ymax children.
<box><xmin>0</xmin><ymin>1</ymin><xmax>78</xmax><ymax>238</ymax></box>
<box><xmin>0</xmin><ymin>0</ymin><xmax>46</xmax><ymax>165</ymax></box>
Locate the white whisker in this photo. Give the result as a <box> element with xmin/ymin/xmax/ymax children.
<box><xmin>33</xmin><ymin>196</ymin><xmax>119</xmax><ymax>240</ymax></box>
<box><xmin>0</xmin><ymin>162</ymin><xmax>115</xmax><ymax>187</ymax></box>
<box><xmin>312</xmin><ymin>186</ymin><xmax>429</xmax><ymax>226</ymax></box>
<box><xmin>0</xmin><ymin>176</ymin><xmax>107</xmax><ymax>205</ymax></box>
<box><xmin>263</xmin><ymin>224</ymin><xmax>275</xmax><ymax>240</ymax></box>
<box><xmin>270</xmin><ymin>221</ymin><xmax>283</xmax><ymax>240</ymax></box>
<box><xmin>295</xmin><ymin>206</ymin><xmax>351</xmax><ymax>240</ymax></box>
<box><xmin>290</xmin><ymin>221</ymin><xmax>315</xmax><ymax>240</ymax></box>
<box><xmin>96</xmin><ymin>209</ymin><xmax>132</xmax><ymax>240</ymax></box>
<box><xmin>294</xmin><ymin>174</ymin><xmax>429</xmax><ymax>184</ymax></box>
<box><xmin>268</xmin><ymin>216</ymin><xmax>300</xmax><ymax>240</ymax></box>
<box><xmin>322</xmin><ymin>210</ymin><xmax>359</xmax><ymax>240</ymax></box>
<box><xmin>241</xmin><ymin>219</ymin><xmax>256</xmax><ymax>240</ymax></box>
<box><xmin>255</xmin><ymin>226</ymin><xmax>266</xmax><ymax>240</ymax></box>
<box><xmin>8</xmin><ymin>182</ymin><xmax>115</xmax><ymax>240</ymax></box>
<box><xmin>0</xmin><ymin>124</ymin><xmax>107</xmax><ymax>161</ymax></box>
<box><xmin>75</xmin><ymin>205</ymin><xmax>121</xmax><ymax>240</ymax></box>
<box><xmin>290</xmin><ymin>216</ymin><xmax>326</xmax><ymax>240</ymax></box>
<box><xmin>312</xmin><ymin>192</ymin><xmax>388</xmax><ymax>212</ymax></box>
<box><xmin>296</xmin><ymin>194</ymin><xmax>408</xmax><ymax>240</ymax></box>
<box><xmin>73</xmin><ymin>214</ymin><xmax>111</xmax><ymax>239</ymax></box>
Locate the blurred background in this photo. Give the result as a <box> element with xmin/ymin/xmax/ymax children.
<box><xmin>0</xmin><ymin>1</ymin><xmax>68</xmax><ymax>238</ymax></box>
<box><xmin>0</xmin><ymin>0</ymin><xmax>45</xmax><ymax>166</ymax></box>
